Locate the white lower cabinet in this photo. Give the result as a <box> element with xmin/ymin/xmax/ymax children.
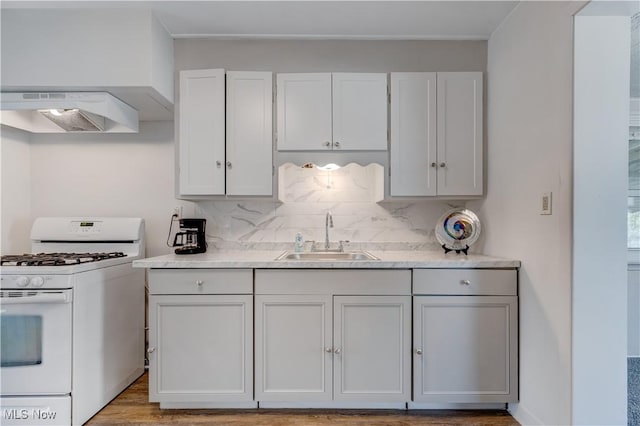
<box><xmin>333</xmin><ymin>295</ymin><xmax>411</xmax><ymax>402</ymax></box>
<box><xmin>147</xmin><ymin>269</ymin><xmax>254</xmax><ymax>408</ymax></box>
<box><xmin>412</xmin><ymin>269</ymin><xmax>518</xmax><ymax>404</ymax></box>
<box><xmin>145</xmin><ymin>267</ymin><xmax>518</xmax><ymax>409</ymax></box>
<box><xmin>255</xmin><ymin>294</ymin><xmax>333</xmax><ymax>401</ymax></box>
<box><xmin>255</xmin><ymin>269</ymin><xmax>412</xmax><ymax>406</ymax></box>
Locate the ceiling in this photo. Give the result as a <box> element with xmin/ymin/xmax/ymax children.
<box><xmin>0</xmin><ymin>1</ymin><xmax>519</xmax><ymax>40</ymax></box>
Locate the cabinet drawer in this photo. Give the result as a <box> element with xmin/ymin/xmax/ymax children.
<box><xmin>255</xmin><ymin>269</ymin><xmax>411</xmax><ymax>295</ymax></box>
<box><xmin>149</xmin><ymin>269</ymin><xmax>253</xmax><ymax>294</ymax></box>
<box><xmin>413</xmin><ymin>269</ymin><xmax>517</xmax><ymax>296</ymax></box>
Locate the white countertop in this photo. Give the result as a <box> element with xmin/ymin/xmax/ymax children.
<box><xmin>133</xmin><ymin>250</ymin><xmax>520</xmax><ymax>269</ymax></box>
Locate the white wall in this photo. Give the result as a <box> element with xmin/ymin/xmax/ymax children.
<box><xmin>467</xmin><ymin>2</ymin><xmax>583</xmax><ymax>424</ymax></box>
<box><xmin>573</xmin><ymin>15</ymin><xmax>630</xmax><ymax>425</ymax></box>
<box><xmin>1</xmin><ymin>126</ymin><xmax>31</xmax><ymax>254</ymax></box>
<box><xmin>174</xmin><ymin>39</ymin><xmax>487</xmax><ymax>73</ymax></box>
<box><xmin>28</xmin><ymin>122</ymin><xmax>177</xmax><ymax>257</ymax></box>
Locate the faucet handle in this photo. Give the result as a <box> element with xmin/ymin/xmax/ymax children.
<box><xmin>307</xmin><ymin>240</ymin><xmax>317</xmax><ymax>252</ymax></box>
<box><xmin>338</xmin><ymin>240</ymin><xmax>350</xmax><ymax>252</ymax></box>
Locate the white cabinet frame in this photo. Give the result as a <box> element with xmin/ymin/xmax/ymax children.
<box><xmin>148</xmin><ymin>294</ymin><xmax>254</xmax><ymax>406</ymax></box>
<box><xmin>178</xmin><ymin>69</ymin><xmax>273</xmax><ymax>198</ymax></box>
<box><xmin>333</xmin><ymin>295</ymin><xmax>411</xmax><ymax>402</ymax></box>
<box><xmin>255</xmin><ymin>295</ymin><xmax>333</xmax><ymax>402</ymax></box>
<box><xmin>178</xmin><ymin>69</ymin><xmax>226</xmax><ymax>196</ymax></box>
<box><xmin>390</xmin><ymin>71</ymin><xmax>483</xmax><ymax>197</ymax></box>
<box><xmin>277</xmin><ymin>73</ymin><xmax>388</xmax><ymax>151</ymax></box>
<box><xmin>412</xmin><ymin>295</ymin><xmax>518</xmax><ymax>403</ymax></box>
<box><xmin>226</xmin><ymin>71</ymin><xmax>273</xmax><ymax>196</ymax></box>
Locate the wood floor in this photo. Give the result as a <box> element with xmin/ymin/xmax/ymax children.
<box><xmin>87</xmin><ymin>373</ymin><xmax>520</xmax><ymax>426</ymax></box>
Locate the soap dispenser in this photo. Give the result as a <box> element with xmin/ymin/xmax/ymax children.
<box><xmin>294</xmin><ymin>232</ymin><xmax>304</xmax><ymax>253</ymax></box>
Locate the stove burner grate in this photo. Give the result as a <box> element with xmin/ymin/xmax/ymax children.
<box><xmin>1</xmin><ymin>252</ymin><xmax>127</xmax><ymax>266</ymax></box>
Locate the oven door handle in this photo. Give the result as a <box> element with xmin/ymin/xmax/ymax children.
<box><xmin>1</xmin><ymin>292</ymin><xmax>71</xmax><ymax>305</ymax></box>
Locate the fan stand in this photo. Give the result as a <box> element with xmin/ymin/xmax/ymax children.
<box><xmin>442</xmin><ymin>244</ymin><xmax>469</xmax><ymax>256</ymax></box>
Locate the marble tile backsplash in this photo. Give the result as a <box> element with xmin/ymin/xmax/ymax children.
<box><xmin>194</xmin><ymin>199</ymin><xmax>465</xmax><ymax>251</ymax></box>
<box><xmin>278</xmin><ymin>163</ymin><xmax>385</xmax><ymax>203</ymax></box>
<box><xmin>192</xmin><ymin>163</ymin><xmax>465</xmax><ymax>251</ymax></box>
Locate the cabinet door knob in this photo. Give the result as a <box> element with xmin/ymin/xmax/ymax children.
<box><xmin>325</xmin><ymin>347</ymin><xmax>333</xmax><ymax>353</ymax></box>
<box><xmin>324</xmin><ymin>141</ymin><xmax>331</xmax><ymax>148</ymax></box>
<box><xmin>431</xmin><ymin>162</ymin><xmax>437</xmax><ymax>168</ymax></box>
<box><xmin>416</xmin><ymin>348</ymin><xmax>423</xmax><ymax>355</ymax></box>
<box><xmin>439</xmin><ymin>162</ymin><xmax>446</xmax><ymax>168</ymax></box>
<box><xmin>196</xmin><ymin>280</ymin><xmax>204</xmax><ymax>286</ymax></box>
<box><xmin>147</xmin><ymin>346</ymin><xmax>156</xmax><ymax>354</ymax></box>
<box><xmin>460</xmin><ymin>279</ymin><xmax>471</xmax><ymax>286</ymax></box>
<box><xmin>334</xmin><ymin>141</ymin><xmax>341</xmax><ymax>148</ymax></box>
<box><xmin>216</xmin><ymin>161</ymin><xmax>222</xmax><ymax>168</ymax></box>
<box><xmin>334</xmin><ymin>348</ymin><xmax>341</xmax><ymax>354</ymax></box>
<box><xmin>226</xmin><ymin>161</ymin><xmax>232</xmax><ymax>169</ymax></box>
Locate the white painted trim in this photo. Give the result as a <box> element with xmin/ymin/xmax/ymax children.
<box><xmin>408</xmin><ymin>402</ymin><xmax>506</xmax><ymax>410</ymax></box>
<box><xmin>573</xmin><ymin>14</ymin><xmax>630</xmax><ymax>426</ymax></box>
<box><xmin>171</xmin><ymin>34</ymin><xmax>490</xmax><ymax>41</ymax></box>
<box><xmin>508</xmin><ymin>402</ymin><xmax>545</xmax><ymax>425</ymax></box>
<box><xmin>160</xmin><ymin>402</ymin><xmax>258</xmax><ymax>409</ymax></box>
<box><xmin>258</xmin><ymin>401</ymin><xmax>407</xmax><ymax>409</ymax></box>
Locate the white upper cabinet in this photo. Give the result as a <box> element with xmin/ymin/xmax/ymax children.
<box><xmin>390</xmin><ymin>73</ymin><xmax>437</xmax><ymax>196</ymax></box>
<box><xmin>277</xmin><ymin>73</ymin><xmax>388</xmax><ymax>151</ymax></box>
<box><xmin>436</xmin><ymin>72</ymin><xmax>483</xmax><ymax>196</ymax></box>
<box><xmin>226</xmin><ymin>71</ymin><xmax>273</xmax><ymax>196</ymax></box>
<box><xmin>178</xmin><ymin>69</ymin><xmax>226</xmax><ymax>196</ymax></box>
<box><xmin>390</xmin><ymin>71</ymin><xmax>483</xmax><ymax>197</ymax></box>
<box><xmin>178</xmin><ymin>69</ymin><xmax>273</xmax><ymax>198</ymax></box>
<box><xmin>332</xmin><ymin>73</ymin><xmax>388</xmax><ymax>151</ymax></box>
<box><xmin>276</xmin><ymin>73</ymin><xmax>333</xmax><ymax>151</ymax></box>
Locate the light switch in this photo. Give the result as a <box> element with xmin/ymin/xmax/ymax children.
<box><xmin>541</xmin><ymin>192</ymin><xmax>552</xmax><ymax>215</ymax></box>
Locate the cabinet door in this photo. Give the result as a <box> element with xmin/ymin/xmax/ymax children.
<box><xmin>332</xmin><ymin>73</ymin><xmax>388</xmax><ymax>151</ymax></box>
<box><xmin>413</xmin><ymin>295</ymin><xmax>518</xmax><ymax>403</ymax></box>
<box><xmin>148</xmin><ymin>295</ymin><xmax>253</xmax><ymax>403</ymax></box>
<box><xmin>255</xmin><ymin>295</ymin><xmax>332</xmax><ymax>401</ymax></box>
<box><xmin>178</xmin><ymin>69</ymin><xmax>226</xmax><ymax>195</ymax></box>
<box><xmin>276</xmin><ymin>73</ymin><xmax>332</xmax><ymax>151</ymax></box>
<box><xmin>436</xmin><ymin>72</ymin><xmax>483</xmax><ymax>196</ymax></box>
<box><xmin>390</xmin><ymin>73</ymin><xmax>437</xmax><ymax>196</ymax></box>
<box><xmin>333</xmin><ymin>296</ymin><xmax>411</xmax><ymax>402</ymax></box>
<box><xmin>226</xmin><ymin>71</ymin><xmax>273</xmax><ymax>196</ymax></box>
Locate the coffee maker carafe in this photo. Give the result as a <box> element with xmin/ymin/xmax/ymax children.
<box><xmin>173</xmin><ymin>218</ymin><xmax>207</xmax><ymax>255</ymax></box>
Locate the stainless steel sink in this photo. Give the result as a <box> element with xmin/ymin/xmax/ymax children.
<box><xmin>275</xmin><ymin>251</ymin><xmax>379</xmax><ymax>261</ymax></box>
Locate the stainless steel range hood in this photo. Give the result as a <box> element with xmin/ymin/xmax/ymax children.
<box><xmin>0</xmin><ymin>92</ymin><xmax>139</xmax><ymax>133</ymax></box>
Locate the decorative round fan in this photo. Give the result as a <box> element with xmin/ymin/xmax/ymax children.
<box><xmin>435</xmin><ymin>209</ymin><xmax>481</xmax><ymax>255</ymax></box>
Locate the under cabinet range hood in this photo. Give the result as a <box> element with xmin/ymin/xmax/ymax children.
<box><xmin>0</xmin><ymin>92</ymin><xmax>139</xmax><ymax>133</ymax></box>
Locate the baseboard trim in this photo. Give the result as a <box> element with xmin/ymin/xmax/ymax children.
<box><xmin>258</xmin><ymin>402</ymin><xmax>407</xmax><ymax>409</ymax></box>
<box><xmin>508</xmin><ymin>402</ymin><xmax>546</xmax><ymax>425</ymax></box>
<box><xmin>408</xmin><ymin>402</ymin><xmax>507</xmax><ymax>410</ymax></box>
<box><xmin>160</xmin><ymin>401</ymin><xmax>258</xmax><ymax>409</ymax></box>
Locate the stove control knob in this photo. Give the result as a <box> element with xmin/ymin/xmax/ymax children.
<box><xmin>16</xmin><ymin>276</ymin><xmax>30</xmax><ymax>287</ymax></box>
<box><xmin>30</xmin><ymin>276</ymin><xmax>45</xmax><ymax>287</ymax></box>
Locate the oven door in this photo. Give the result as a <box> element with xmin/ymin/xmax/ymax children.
<box><xmin>0</xmin><ymin>290</ymin><xmax>72</xmax><ymax>395</ymax></box>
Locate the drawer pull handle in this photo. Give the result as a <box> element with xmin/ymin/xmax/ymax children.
<box><xmin>461</xmin><ymin>279</ymin><xmax>471</xmax><ymax>286</ymax></box>
<box><xmin>334</xmin><ymin>348</ymin><xmax>341</xmax><ymax>354</ymax></box>
<box><xmin>325</xmin><ymin>347</ymin><xmax>333</xmax><ymax>353</ymax></box>
<box><xmin>196</xmin><ymin>280</ymin><xmax>204</xmax><ymax>286</ymax></box>
<box><xmin>416</xmin><ymin>348</ymin><xmax>423</xmax><ymax>355</ymax></box>
<box><xmin>147</xmin><ymin>346</ymin><xmax>156</xmax><ymax>354</ymax></box>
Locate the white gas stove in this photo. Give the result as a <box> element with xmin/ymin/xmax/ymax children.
<box><xmin>0</xmin><ymin>217</ymin><xmax>146</xmax><ymax>426</ymax></box>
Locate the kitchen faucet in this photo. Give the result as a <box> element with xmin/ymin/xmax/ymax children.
<box><xmin>325</xmin><ymin>212</ymin><xmax>333</xmax><ymax>250</ymax></box>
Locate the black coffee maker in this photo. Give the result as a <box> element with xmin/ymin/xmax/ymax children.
<box><xmin>173</xmin><ymin>218</ymin><xmax>207</xmax><ymax>255</ymax></box>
